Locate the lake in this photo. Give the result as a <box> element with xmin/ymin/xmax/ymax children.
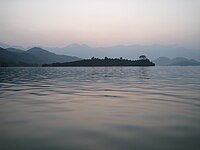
<box><xmin>0</xmin><ymin>67</ymin><xmax>200</xmax><ymax>150</ymax></box>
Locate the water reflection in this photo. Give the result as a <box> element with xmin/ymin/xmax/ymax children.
<box><xmin>0</xmin><ymin>67</ymin><xmax>200</xmax><ymax>150</ymax></box>
<box><xmin>137</xmin><ymin>67</ymin><xmax>150</xmax><ymax>79</ymax></box>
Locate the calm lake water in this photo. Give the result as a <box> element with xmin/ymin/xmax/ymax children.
<box><xmin>0</xmin><ymin>67</ymin><xmax>200</xmax><ymax>150</ymax></box>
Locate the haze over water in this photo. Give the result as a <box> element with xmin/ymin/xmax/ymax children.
<box><xmin>0</xmin><ymin>67</ymin><xmax>200</xmax><ymax>150</ymax></box>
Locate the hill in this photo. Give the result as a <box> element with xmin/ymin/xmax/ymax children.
<box><xmin>0</xmin><ymin>47</ymin><xmax>81</xmax><ymax>67</ymax></box>
<box><xmin>44</xmin><ymin>44</ymin><xmax>200</xmax><ymax>61</ymax></box>
<box><xmin>26</xmin><ymin>47</ymin><xmax>81</xmax><ymax>64</ymax></box>
<box><xmin>153</xmin><ymin>57</ymin><xmax>200</xmax><ymax>66</ymax></box>
<box><xmin>1</xmin><ymin>42</ymin><xmax>200</xmax><ymax>61</ymax></box>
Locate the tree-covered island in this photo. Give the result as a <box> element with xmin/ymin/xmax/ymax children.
<box><xmin>43</xmin><ymin>55</ymin><xmax>155</xmax><ymax>67</ymax></box>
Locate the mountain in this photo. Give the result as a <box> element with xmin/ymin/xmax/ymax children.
<box><xmin>45</xmin><ymin>44</ymin><xmax>95</xmax><ymax>58</ymax></box>
<box><xmin>152</xmin><ymin>57</ymin><xmax>171</xmax><ymax>66</ymax></box>
<box><xmin>0</xmin><ymin>42</ymin><xmax>26</xmax><ymax>50</ymax></box>
<box><xmin>2</xmin><ymin>42</ymin><xmax>200</xmax><ymax>61</ymax></box>
<box><xmin>0</xmin><ymin>42</ymin><xmax>10</xmax><ymax>49</ymax></box>
<box><xmin>6</xmin><ymin>48</ymin><xmax>25</xmax><ymax>53</ymax></box>
<box><xmin>0</xmin><ymin>47</ymin><xmax>81</xmax><ymax>67</ymax></box>
<box><xmin>27</xmin><ymin>47</ymin><xmax>81</xmax><ymax>64</ymax></box>
<box><xmin>45</xmin><ymin>44</ymin><xmax>200</xmax><ymax>61</ymax></box>
<box><xmin>153</xmin><ymin>57</ymin><xmax>200</xmax><ymax>66</ymax></box>
<box><xmin>0</xmin><ymin>47</ymin><xmax>38</xmax><ymax>66</ymax></box>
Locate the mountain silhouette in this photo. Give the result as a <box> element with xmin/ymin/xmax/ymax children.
<box><xmin>26</xmin><ymin>47</ymin><xmax>81</xmax><ymax>64</ymax></box>
<box><xmin>6</xmin><ymin>48</ymin><xmax>25</xmax><ymax>53</ymax></box>
<box><xmin>153</xmin><ymin>57</ymin><xmax>200</xmax><ymax>66</ymax></box>
<box><xmin>44</xmin><ymin>44</ymin><xmax>200</xmax><ymax>61</ymax></box>
<box><xmin>0</xmin><ymin>47</ymin><xmax>81</xmax><ymax>67</ymax></box>
<box><xmin>1</xmin><ymin>42</ymin><xmax>200</xmax><ymax>61</ymax></box>
<box><xmin>0</xmin><ymin>42</ymin><xmax>26</xmax><ymax>50</ymax></box>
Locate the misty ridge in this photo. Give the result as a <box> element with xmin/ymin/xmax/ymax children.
<box><xmin>0</xmin><ymin>42</ymin><xmax>200</xmax><ymax>67</ymax></box>
<box><xmin>44</xmin><ymin>43</ymin><xmax>200</xmax><ymax>61</ymax></box>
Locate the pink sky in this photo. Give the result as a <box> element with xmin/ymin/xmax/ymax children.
<box><xmin>0</xmin><ymin>0</ymin><xmax>200</xmax><ymax>49</ymax></box>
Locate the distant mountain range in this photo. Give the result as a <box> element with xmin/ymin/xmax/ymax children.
<box><xmin>1</xmin><ymin>42</ymin><xmax>200</xmax><ymax>61</ymax></box>
<box><xmin>1</xmin><ymin>41</ymin><xmax>200</xmax><ymax>67</ymax></box>
<box><xmin>0</xmin><ymin>47</ymin><xmax>81</xmax><ymax>67</ymax></box>
<box><xmin>153</xmin><ymin>57</ymin><xmax>200</xmax><ymax>66</ymax></box>
<box><xmin>43</xmin><ymin>44</ymin><xmax>200</xmax><ymax>61</ymax></box>
<box><xmin>0</xmin><ymin>42</ymin><xmax>26</xmax><ymax>50</ymax></box>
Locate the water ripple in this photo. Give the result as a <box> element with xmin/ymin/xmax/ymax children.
<box><xmin>0</xmin><ymin>67</ymin><xmax>200</xmax><ymax>150</ymax></box>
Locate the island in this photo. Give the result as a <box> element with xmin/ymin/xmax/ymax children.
<box><xmin>42</xmin><ymin>55</ymin><xmax>155</xmax><ymax>67</ymax></box>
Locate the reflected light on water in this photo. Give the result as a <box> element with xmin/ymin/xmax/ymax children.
<box><xmin>0</xmin><ymin>67</ymin><xmax>200</xmax><ymax>150</ymax></box>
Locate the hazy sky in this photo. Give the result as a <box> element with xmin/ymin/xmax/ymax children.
<box><xmin>0</xmin><ymin>0</ymin><xmax>200</xmax><ymax>49</ymax></box>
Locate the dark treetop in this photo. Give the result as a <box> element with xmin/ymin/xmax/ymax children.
<box><xmin>43</xmin><ymin>55</ymin><xmax>155</xmax><ymax>67</ymax></box>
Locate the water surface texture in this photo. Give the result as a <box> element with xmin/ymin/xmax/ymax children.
<box><xmin>0</xmin><ymin>67</ymin><xmax>200</xmax><ymax>150</ymax></box>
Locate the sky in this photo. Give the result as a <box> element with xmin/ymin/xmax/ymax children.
<box><xmin>0</xmin><ymin>0</ymin><xmax>200</xmax><ymax>49</ymax></box>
